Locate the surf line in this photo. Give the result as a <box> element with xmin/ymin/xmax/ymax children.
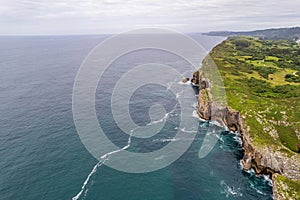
<box><xmin>71</xmin><ymin>131</ymin><xmax>134</xmax><ymax>200</ymax></box>
<box><xmin>72</xmin><ymin>78</ymin><xmax>187</xmax><ymax>199</ymax></box>
<box><xmin>72</xmin><ymin>103</ymin><xmax>179</xmax><ymax>199</ymax></box>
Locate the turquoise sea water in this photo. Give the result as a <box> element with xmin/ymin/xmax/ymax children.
<box><xmin>0</xmin><ymin>35</ymin><xmax>273</xmax><ymax>200</ymax></box>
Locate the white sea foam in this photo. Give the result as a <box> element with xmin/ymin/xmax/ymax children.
<box><xmin>215</xmin><ymin>134</ymin><xmax>224</xmax><ymax>143</ymax></box>
<box><xmin>263</xmin><ymin>175</ymin><xmax>273</xmax><ymax>187</ymax></box>
<box><xmin>233</xmin><ymin>135</ymin><xmax>243</xmax><ymax>146</ymax></box>
<box><xmin>250</xmin><ymin>182</ymin><xmax>267</xmax><ymax>195</ymax></box>
<box><xmin>225</xmin><ymin>130</ymin><xmax>243</xmax><ymax>147</ymax></box>
<box><xmin>192</xmin><ymin>110</ymin><xmax>206</xmax><ymax>122</ymax></box>
<box><xmin>73</xmin><ymin>77</ymin><xmax>195</xmax><ymax>199</ymax></box>
<box><xmin>220</xmin><ymin>180</ymin><xmax>243</xmax><ymax>197</ymax></box>
<box><xmin>218</xmin><ymin>137</ymin><xmax>224</xmax><ymax>149</ymax></box>
<box><xmin>191</xmin><ymin>82</ymin><xmax>199</xmax><ymax>87</ymax></box>
<box><xmin>84</xmin><ymin>188</ymin><xmax>89</xmax><ymax>197</ymax></box>
<box><xmin>166</xmin><ymin>81</ymin><xmax>175</xmax><ymax>90</ymax></box>
<box><xmin>192</xmin><ymin>110</ymin><xmax>199</xmax><ymax>118</ymax></box>
<box><xmin>177</xmin><ymin>80</ymin><xmax>191</xmax><ymax>85</ymax></box>
<box><xmin>146</xmin><ymin>117</ymin><xmax>165</xmax><ymax>126</ymax></box>
<box><xmin>223</xmin><ymin>125</ymin><xmax>230</xmax><ymax>132</ymax></box>
<box><xmin>254</xmin><ymin>174</ymin><xmax>273</xmax><ymax>187</ymax></box>
<box><xmin>72</xmin><ymin>160</ymin><xmax>105</xmax><ymax>200</ymax></box>
<box><xmin>192</xmin><ymin>102</ymin><xmax>198</xmax><ymax>108</ymax></box>
<box><xmin>238</xmin><ymin>160</ymin><xmax>243</xmax><ymax>170</ymax></box>
<box><xmin>146</xmin><ymin>104</ymin><xmax>178</xmax><ymax>126</ymax></box>
<box><xmin>153</xmin><ymin>137</ymin><xmax>196</xmax><ymax>143</ymax></box>
<box><xmin>154</xmin><ymin>155</ymin><xmax>165</xmax><ymax>160</ymax></box>
<box><xmin>72</xmin><ymin>131</ymin><xmax>134</xmax><ymax>200</ymax></box>
<box><xmin>210</xmin><ymin>120</ymin><xmax>223</xmax><ymax>128</ymax></box>
<box><xmin>161</xmin><ymin>138</ymin><xmax>177</xmax><ymax>142</ymax></box>
<box><xmin>245</xmin><ymin>168</ymin><xmax>255</xmax><ymax>175</ymax></box>
<box><xmin>180</xmin><ymin>127</ymin><xmax>197</xmax><ymax>133</ymax></box>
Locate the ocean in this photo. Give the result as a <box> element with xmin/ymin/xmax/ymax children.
<box><xmin>0</xmin><ymin>34</ymin><xmax>273</xmax><ymax>200</ymax></box>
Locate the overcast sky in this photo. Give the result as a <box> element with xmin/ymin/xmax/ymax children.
<box><xmin>1</xmin><ymin>0</ymin><xmax>300</xmax><ymax>35</ymax></box>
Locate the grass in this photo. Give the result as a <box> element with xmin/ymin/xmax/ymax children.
<box><xmin>204</xmin><ymin>36</ymin><xmax>300</xmax><ymax>197</ymax></box>
<box><xmin>269</xmin><ymin>68</ymin><xmax>300</xmax><ymax>85</ymax></box>
<box><xmin>205</xmin><ymin>36</ymin><xmax>300</xmax><ymax>152</ymax></box>
<box><xmin>274</xmin><ymin>174</ymin><xmax>300</xmax><ymax>199</ymax></box>
<box><xmin>265</xmin><ymin>56</ymin><xmax>280</xmax><ymax>61</ymax></box>
<box><xmin>242</xmin><ymin>68</ymin><xmax>300</xmax><ymax>86</ymax></box>
<box><xmin>276</xmin><ymin>125</ymin><xmax>299</xmax><ymax>152</ymax></box>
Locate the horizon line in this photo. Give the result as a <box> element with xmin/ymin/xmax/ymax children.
<box><xmin>0</xmin><ymin>25</ymin><xmax>299</xmax><ymax>37</ymax></box>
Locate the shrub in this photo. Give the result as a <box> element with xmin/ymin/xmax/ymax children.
<box><xmin>285</xmin><ymin>74</ymin><xmax>300</xmax><ymax>83</ymax></box>
<box><xmin>232</xmin><ymin>39</ymin><xmax>251</xmax><ymax>48</ymax></box>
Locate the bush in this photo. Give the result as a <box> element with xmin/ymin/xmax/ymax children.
<box><xmin>285</xmin><ymin>74</ymin><xmax>300</xmax><ymax>83</ymax></box>
<box><xmin>251</xmin><ymin>66</ymin><xmax>277</xmax><ymax>79</ymax></box>
<box><xmin>241</xmin><ymin>77</ymin><xmax>300</xmax><ymax>98</ymax></box>
<box><xmin>232</xmin><ymin>39</ymin><xmax>251</xmax><ymax>48</ymax></box>
<box><xmin>245</xmin><ymin>77</ymin><xmax>271</xmax><ymax>93</ymax></box>
<box><xmin>251</xmin><ymin>54</ymin><xmax>265</xmax><ymax>60</ymax></box>
<box><xmin>273</xmin><ymin>84</ymin><xmax>300</xmax><ymax>97</ymax></box>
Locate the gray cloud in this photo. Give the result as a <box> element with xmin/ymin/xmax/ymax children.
<box><xmin>0</xmin><ymin>0</ymin><xmax>299</xmax><ymax>35</ymax></box>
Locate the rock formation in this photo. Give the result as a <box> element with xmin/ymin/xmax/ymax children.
<box><xmin>191</xmin><ymin>71</ymin><xmax>199</xmax><ymax>86</ymax></box>
<box><xmin>182</xmin><ymin>77</ymin><xmax>189</xmax><ymax>83</ymax></box>
<box><xmin>195</xmin><ymin>70</ymin><xmax>300</xmax><ymax>199</ymax></box>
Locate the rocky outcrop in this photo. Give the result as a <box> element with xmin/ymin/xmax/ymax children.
<box><xmin>196</xmin><ymin>75</ymin><xmax>243</xmax><ymax>133</ymax></box>
<box><xmin>196</xmin><ymin>75</ymin><xmax>210</xmax><ymax>120</ymax></box>
<box><xmin>223</xmin><ymin>108</ymin><xmax>241</xmax><ymax>132</ymax></box>
<box><xmin>195</xmin><ymin>70</ymin><xmax>300</xmax><ymax>199</ymax></box>
<box><xmin>191</xmin><ymin>71</ymin><xmax>199</xmax><ymax>86</ymax></box>
<box><xmin>197</xmin><ymin>89</ymin><xmax>211</xmax><ymax>120</ymax></box>
<box><xmin>182</xmin><ymin>77</ymin><xmax>189</xmax><ymax>83</ymax></box>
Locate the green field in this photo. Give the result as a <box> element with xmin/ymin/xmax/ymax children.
<box><xmin>207</xmin><ymin>36</ymin><xmax>300</xmax><ymax>152</ymax></box>
<box><xmin>274</xmin><ymin>174</ymin><xmax>300</xmax><ymax>199</ymax></box>
<box><xmin>204</xmin><ymin>36</ymin><xmax>300</xmax><ymax>198</ymax></box>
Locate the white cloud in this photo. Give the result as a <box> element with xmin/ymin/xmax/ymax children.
<box><xmin>0</xmin><ymin>0</ymin><xmax>299</xmax><ymax>34</ymax></box>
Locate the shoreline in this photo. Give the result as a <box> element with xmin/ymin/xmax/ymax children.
<box><xmin>191</xmin><ymin>63</ymin><xmax>299</xmax><ymax>199</ymax></box>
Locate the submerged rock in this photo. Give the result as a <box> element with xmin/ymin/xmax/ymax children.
<box><xmin>182</xmin><ymin>77</ymin><xmax>189</xmax><ymax>83</ymax></box>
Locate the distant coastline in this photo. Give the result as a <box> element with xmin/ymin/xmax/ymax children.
<box><xmin>203</xmin><ymin>27</ymin><xmax>300</xmax><ymax>41</ymax></box>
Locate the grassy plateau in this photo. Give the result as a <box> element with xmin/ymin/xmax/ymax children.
<box><xmin>206</xmin><ymin>36</ymin><xmax>300</xmax><ymax>198</ymax></box>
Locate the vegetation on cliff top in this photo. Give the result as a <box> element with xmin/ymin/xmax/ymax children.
<box><xmin>203</xmin><ymin>35</ymin><xmax>300</xmax><ymax>198</ymax></box>
<box><xmin>274</xmin><ymin>174</ymin><xmax>300</xmax><ymax>199</ymax></box>
<box><xmin>207</xmin><ymin>36</ymin><xmax>300</xmax><ymax>153</ymax></box>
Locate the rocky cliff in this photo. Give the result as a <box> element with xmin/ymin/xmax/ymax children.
<box><xmin>195</xmin><ymin>72</ymin><xmax>300</xmax><ymax>199</ymax></box>
<box><xmin>196</xmin><ymin>75</ymin><xmax>243</xmax><ymax>133</ymax></box>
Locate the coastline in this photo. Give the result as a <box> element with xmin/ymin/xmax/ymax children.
<box><xmin>192</xmin><ymin>47</ymin><xmax>300</xmax><ymax>199</ymax></box>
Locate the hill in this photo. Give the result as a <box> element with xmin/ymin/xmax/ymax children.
<box><xmin>204</xmin><ymin>27</ymin><xmax>300</xmax><ymax>41</ymax></box>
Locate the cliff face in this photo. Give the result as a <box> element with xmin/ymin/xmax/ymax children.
<box><xmin>197</xmin><ymin>36</ymin><xmax>300</xmax><ymax>199</ymax></box>
<box><xmin>197</xmin><ymin>75</ymin><xmax>243</xmax><ymax>132</ymax></box>
<box><xmin>196</xmin><ymin>73</ymin><xmax>300</xmax><ymax>199</ymax></box>
<box><xmin>197</xmin><ymin>92</ymin><xmax>210</xmax><ymax>120</ymax></box>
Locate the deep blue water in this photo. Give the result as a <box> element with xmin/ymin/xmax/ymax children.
<box><xmin>0</xmin><ymin>35</ymin><xmax>272</xmax><ymax>200</ymax></box>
